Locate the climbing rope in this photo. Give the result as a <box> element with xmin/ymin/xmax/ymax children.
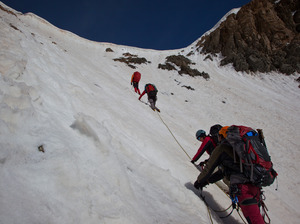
<box><xmin>201</xmin><ymin>200</ymin><xmax>214</xmax><ymax>224</ymax></box>
<box><xmin>156</xmin><ymin>111</ymin><xmax>248</xmax><ymax>224</ymax></box>
<box><xmin>210</xmin><ymin>203</ymin><xmax>233</xmax><ymax>213</ymax></box>
<box><xmin>237</xmin><ymin>210</ymin><xmax>247</xmax><ymax>224</ymax></box>
<box><xmin>156</xmin><ymin>112</ymin><xmax>192</xmax><ymax>160</ymax></box>
<box><xmin>156</xmin><ymin>112</ymin><xmax>214</xmax><ymax>223</ymax></box>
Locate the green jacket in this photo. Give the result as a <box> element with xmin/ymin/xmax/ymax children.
<box><xmin>197</xmin><ymin>140</ymin><xmax>248</xmax><ymax>186</ymax></box>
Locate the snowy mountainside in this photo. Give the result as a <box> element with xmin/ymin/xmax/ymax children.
<box><xmin>0</xmin><ymin>2</ymin><xmax>300</xmax><ymax>224</ymax></box>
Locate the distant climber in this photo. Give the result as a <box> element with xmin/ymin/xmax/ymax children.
<box><xmin>131</xmin><ymin>71</ymin><xmax>141</xmax><ymax>95</ymax></box>
<box><xmin>139</xmin><ymin>83</ymin><xmax>160</xmax><ymax>112</ymax></box>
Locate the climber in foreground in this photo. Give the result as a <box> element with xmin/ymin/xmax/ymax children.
<box><xmin>131</xmin><ymin>71</ymin><xmax>141</xmax><ymax>95</ymax></box>
<box><xmin>139</xmin><ymin>83</ymin><xmax>160</xmax><ymax>112</ymax></box>
<box><xmin>193</xmin><ymin>126</ymin><xmax>277</xmax><ymax>224</ymax></box>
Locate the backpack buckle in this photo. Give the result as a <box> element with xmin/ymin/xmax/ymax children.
<box><xmin>246</xmin><ymin>131</ymin><xmax>258</xmax><ymax>137</ymax></box>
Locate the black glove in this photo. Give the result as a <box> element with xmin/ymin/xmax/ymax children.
<box><xmin>199</xmin><ymin>159</ymin><xmax>209</xmax><ymax>166</ymax></box>
<box><xmin>194</xmin><ymin>180</ymin><xmax>208</xmax><ymax>190</ymax></box>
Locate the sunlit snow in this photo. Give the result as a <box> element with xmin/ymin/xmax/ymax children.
<box><xmin>0</xmin><ymin>2</ymin><xmax>299</xmax><ymax>224</ymax></box>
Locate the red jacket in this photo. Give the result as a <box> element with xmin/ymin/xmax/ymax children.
<box><xmin>138</xmin><ymin>90</ymin><xmax>146</xmax><ymax>100</ymax></box>
<box><xmin>131</xmin><ymin>72</ymin><xmax>141</xmax><ymax>83</ymax></box>
<box><xmin>192</xmin><ymin>136</ymin><xmax>216</xmax><ymax>162</ymax></box>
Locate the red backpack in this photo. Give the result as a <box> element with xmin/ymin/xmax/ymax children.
<box><xmin>226</xmin><ymin>125</ymin><xmax>278</xmax><ymax>187</ymax></box>
<box><xmin>133</xmin><ymin>72</ymin><xmax>141</xmax><ymax>82</ymax></box>
<box><xmin>145</xmin><ymin>84</ymin><xmax>157</xmax><ymax>96</ymax></box>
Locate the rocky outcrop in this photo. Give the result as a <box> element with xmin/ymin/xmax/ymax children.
<box><xmin>158</xmin><ymin>55</ymin><xmax>210</xmax><ymax>79</ymax></box>
<box><xmin>113</xmin><ymin>53</ymin><xmax>151</xmax><ymax>69</ymax></box>
<box><xmin>197</xmin><ymin>0</ymin><xmax>300</xmax><ymax>75</ymax></box>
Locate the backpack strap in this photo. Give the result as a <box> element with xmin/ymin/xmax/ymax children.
<box><xmin>210</xmin><ymin>136</ymin><xmax>217</xmax><ymax>147</ymax></box>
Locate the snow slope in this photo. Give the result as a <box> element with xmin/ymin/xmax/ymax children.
<box><xmin>0</xmin><ymin>2</ymin><xmax>299</xmax><ymax>224</ymax></box>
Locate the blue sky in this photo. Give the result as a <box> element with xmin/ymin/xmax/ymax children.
<box><xmin>3</xmin><ymin>0</ymin><xmax>250</xmax><ymax>50</ymax></box>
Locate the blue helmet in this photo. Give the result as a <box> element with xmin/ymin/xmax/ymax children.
<box><xmin>196</xmin><ymin>129</ymin><xmax>206</xmax><ymax>140</ymax></box>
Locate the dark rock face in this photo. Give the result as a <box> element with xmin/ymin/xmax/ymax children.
<box><xmin>197</xmin><ymin>0</ymin><xmax>300</xmax><ymax>75</ymax></box>
<box><xmin>158</xmin><ymin>55</ymin><xmax>210</xmax><ymax>79</ymax></box>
